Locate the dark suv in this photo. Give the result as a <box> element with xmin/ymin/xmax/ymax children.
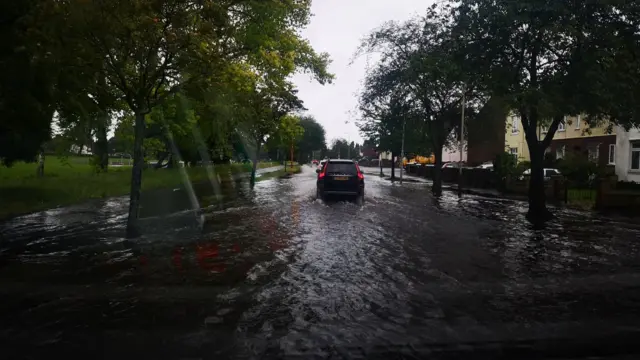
<box><xmin>316</xmin><ymin>159</ymin><xmax>365</xmax><ymax>202</ymax></box>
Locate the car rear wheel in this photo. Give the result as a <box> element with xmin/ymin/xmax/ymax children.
<box><xmin>316</xmin><ymin>188</ymin><xmax>324</xmax><ymax>201</ymax></box>
<box><xmin>355</xmin><ymin>193</ymin><xmax>364</xmax><ymax>206</ymax></box>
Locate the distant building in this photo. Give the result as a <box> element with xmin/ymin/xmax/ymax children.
<box><xmin>467</xmin><ymin>96</ymin><xmax>508</xmax><ymax>165</ymax></box>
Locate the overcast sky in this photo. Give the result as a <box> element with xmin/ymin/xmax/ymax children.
<box><xmin>290</xmin><ymin>0</ymin><xmax>434</xmax><ymax>145</ymax></box>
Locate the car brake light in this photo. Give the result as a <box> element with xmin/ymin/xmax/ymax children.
<box><xmin>356</xmin><ymin>164</ymin><xmax>364</xmax><ymax>180</ymax></box>
<box><xmin>319</xmin><ymin>166</ymin><xmax>326</xmax><ymax>179</ymax></box>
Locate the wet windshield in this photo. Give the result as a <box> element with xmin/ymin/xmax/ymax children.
<box><xmin>2</xmin><ymin>0</ymin><xmax>640</xmax><ymax>359</ymax></box>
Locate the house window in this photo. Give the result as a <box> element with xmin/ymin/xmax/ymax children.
<box><xmin>575</xmin><ymin>115</ymin><xmax>581</xmax><ymax>129</ymax></box>
<box><xmin>556</xmin><ymin>145</ymin><xmax>565</xmax><ymax>159</ymax></box>
<box><xmin>511</xmin><ymin>116</ymin><xmax>519</xmax><ymax>134</ymax></box>
<box><xmin>587</xmin><ymin>144</ymin><xmax>599</xmax><ymax>162</ymax></box>
<box><xmin>631</xmin><ymin>141</ymin><xmax>640</xmax><ymax>170</ymax></box>
<box><xmin>558</xmin><ymin>117</ymin><xmax>566</xmax><ymax>132</ymax></box>
<box><xmin>608</xmin><ymin>144</ymin><xmax>615</xmax><ymax>164</ymax></box>
<box><xmin>509</xmin><ymin>147</ymin><xmax>518</xmax><ymax>161</ymax></box>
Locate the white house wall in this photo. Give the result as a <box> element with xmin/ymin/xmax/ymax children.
<box><xmin>615</xmin><ymin>126</ymin><xmax>640</xmax><ymax>182</ymax></box>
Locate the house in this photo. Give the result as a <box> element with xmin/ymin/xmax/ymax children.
<box><xmin>505</xmin><ymin>113</ymin><xmax>529</xmax><ymax>162</ymax></box>
<box><xmin>442</xmin><ymin>142</ymin><xmax>467</xmax><ymax>163</ymax></box>
<box><xmin>614</xmin><ymin>126</ymin><xmax>640</xmax><ymax>182</ymax></box>
<box><xmin>504</xmin><ymin>114</ymin><xmax>615</xmax><ymax>166</ymax></box>
<box><xmin>466</xmin><ymin>96</ymin><xmax>508</xmax><ymax>165</ymax></box>
<box><xmin>544</xmin><ymin>115</ymin><xmax>616</xmax><ymax>168</ymax></box>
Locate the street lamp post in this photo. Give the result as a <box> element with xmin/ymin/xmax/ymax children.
<box><xmin>458</xmin><ymin>84</ymin><xmax>466</xmax><ymax>197</ymax></box>
<box><xmin>400</xmin><ymin>111</ymin><xmax>406</xmax><ymax>184</ymax></box>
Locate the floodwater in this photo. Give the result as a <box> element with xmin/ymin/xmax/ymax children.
<box><xmin>1</xmin><ymin>165</ymin><xmax>640</xmax><ymax>359</ymax></box>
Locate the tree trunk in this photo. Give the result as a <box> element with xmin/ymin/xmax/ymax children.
<box><xmin>390</xmin><ymin>151</ymin><xmax>396</xmax><ymax>180</ymax></box>
<box><xmin>166</xmin><ymin>154</ymin><xmax>174</xmax><ymax>168</ymax></box>
<box><xmin>526</xmin><ymin>142</ymin><xmax>553</xmax><ymax>223</ymax></box>
<box><xmin>290</xmin><ymin>142</ymin><xmax>294</xmax><ymax>174</ymax></box>
<box><xmin>432</xmin><ymin>144</ymin><xmax>444</xmax><ymax>196</ymax></box>
<box><xmin>154</xmin><ymin>151</ymin><xmax>168</xmax><ymax>169</ymax></box>
<box><xmin>250</xmin><ymin>143</ymin><xmax>261</xmax><ymax>188</ymax></box>
<box><xmin>126</xmin><ymin>112</ymin><xmax>146</xmax><ymax>239</ymax></box>
<box><xmin>95</xmin><ymin>112</ymin><xmax>109</xmax><ymax>172</ymax></box>
<box><xmin>36</xmin><ymin>149</ymin><xmax>45</xmax><ymax>178</ymax></box>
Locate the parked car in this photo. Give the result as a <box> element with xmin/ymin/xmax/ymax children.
<box><xmin>521</xmin><ymin>168</ymin><xmax>562</xmax><ymax>181</ymax></box>
<box><xmin>476</xmin><ymin>162</ymin><xmax>494</xmax><ymax>170</ymax></box>
<box><xmin>316</xmin><ymin>159</ymin><xmax>365</xmax><ymax>203</ymax></box>
<box><xmin>443</xmin><ymin>162</ymin><xmax>467</xmax><ymax>169</ymax></box>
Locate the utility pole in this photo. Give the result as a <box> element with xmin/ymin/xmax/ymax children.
<box><xmin>458</xmin><ymin>84</ymin><xmax>466</xmax><ymax>197</ymax></box>
<box><xmin>400</xmin><ymin>111</ymin><xmax>406</xmax><ymax>184</ymax></box>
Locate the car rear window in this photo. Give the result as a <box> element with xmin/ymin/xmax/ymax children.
<box><xmin>326</xmin><ymin>162</ymin><xmax>357</xmax><ymax>174</ymax></box>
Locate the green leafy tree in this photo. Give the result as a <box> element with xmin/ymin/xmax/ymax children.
<box><xmin>455</xmin><ymin>0</ymin><xmax>640</xmax><ymax>222</ymax></box>
<box><xmin>237</xmin><ymin>80</ymin><xmax>305</xmax><ymax>185</ymax></box>
<box><xmin>356</xmin><ymin>7</ymin><xmax>479</xmax><ymax>189</ymax></box>
<box><xmin>0</xmin><ymin>0</ymin><xmax>56</xmax><ymax>167</ymax></box>
<box><xmin>296</xmin><ymin>115</ymin><xmax>327</xmax><ymax>163</ymax></box>
<box><xmin>358</xmin><ymin>86</ymin><xmax>429</xmax><ymax>179</ymax></box>
<box><xmin>277</xmin><ymin>115</ymin><xmax>304</xmax><ymax>170</ymax></box>
<box><xmin>493</xmin><ymin>152</ymin><xmax>517</xmax><ymax>191</ymax></box>
<box><xmin>44</xmin><ymin>0</ymin><xmax>332</xmax><ymax>237</ymax></box>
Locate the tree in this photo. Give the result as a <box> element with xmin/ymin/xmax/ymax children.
<box><xmin>326</xmin><ymin>139</ymin><xmax>360</xmax><ymax>160</ymax></box>
<box><xmin>0</xmin><ymin>0</ymin><xmax>56</xmax><ymax>167</ymax></box>
<box><xmin>358</xmin><ymin>84</ymin><xmax>429</xmax><ymax>179</ymax></box>
<box><xmin>455</xmin><ymin>0</ymin><xmax>640</xmax><ymax>222</ymax></box>
<box><xmin>296</xmin><ymin>115</ymin><xmax>327</xmax><ymax>163</ymax></box>
<box><xmin>55</xmin><ymin>69</ymin><xmax>121</xmax><ymax>172</ymax></box>
<box><xmin>356</xmin><ymin>6</ymin><xmax>480</xmax><ymax>189</ymax></box>
<box><xmin>278</xmin><ymin>115</ymin><xmax>304</xmax><ymax>171</ymax></box>
<box><xmin>238</xmin><ymin>80</ymin><xmax>305</xmax><ymax>185</ymax></box>
<box><xmin>44</xmin><ymin>0</ymin><xmax>332</xmax><ymax>237</ymax></box>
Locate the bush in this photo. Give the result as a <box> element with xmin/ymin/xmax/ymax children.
<box><xmin>556</xmin><ymin>153</ymin><xmax>599</xmax><ymax>186</ymax></box>
<box><xmin>516</xmin><ymin>160</ymin><xmax>531</xmax><ymax>175</ymax></box>
<box><xmin>493</xmin><ymin>152</ymin><xmax>517</xmax><ymax>189</ymax></box>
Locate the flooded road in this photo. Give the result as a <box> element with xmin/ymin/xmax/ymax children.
<box><xmin>2</xmin><ymin>165</ymin><xmax>640</xmax><ymax>359</ymax></box>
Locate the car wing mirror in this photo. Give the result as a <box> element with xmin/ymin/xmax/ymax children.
<box><xmin>316</xmin><ymin>168</ymin><xmax>321</xmax><ymax>173</ymax></box>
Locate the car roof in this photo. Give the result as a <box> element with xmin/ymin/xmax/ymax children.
<box><xmin>328</xmin><ymin>159</ymin><xmax>354</xmax><ymax>163</ymax></box>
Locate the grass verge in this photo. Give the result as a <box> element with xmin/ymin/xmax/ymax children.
<box><xmin>256</xmin><ymin>165</ymin><xmax>301</xmax><ymax>182</ymax></box>
<box><xmin>0</xmin><ymin>157</ymin><xmax>281</xmax><ymax>220</ymax></box>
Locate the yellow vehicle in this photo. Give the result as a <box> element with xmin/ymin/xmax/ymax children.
<box><xmin>404</xmin><ymin>154</ymin><xmax>435</xmax><ymax>166</ymax></box>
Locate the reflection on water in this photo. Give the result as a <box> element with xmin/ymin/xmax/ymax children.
<box><xmin>1</xmin><ymin>166</ymin><xmax>640</xmax><ymax>358</ymax></box>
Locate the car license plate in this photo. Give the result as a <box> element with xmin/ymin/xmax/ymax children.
<box><xmin>333</xmin><ymin>176</ymin><xmax>348</xmax><ymax>181</ymax></box>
